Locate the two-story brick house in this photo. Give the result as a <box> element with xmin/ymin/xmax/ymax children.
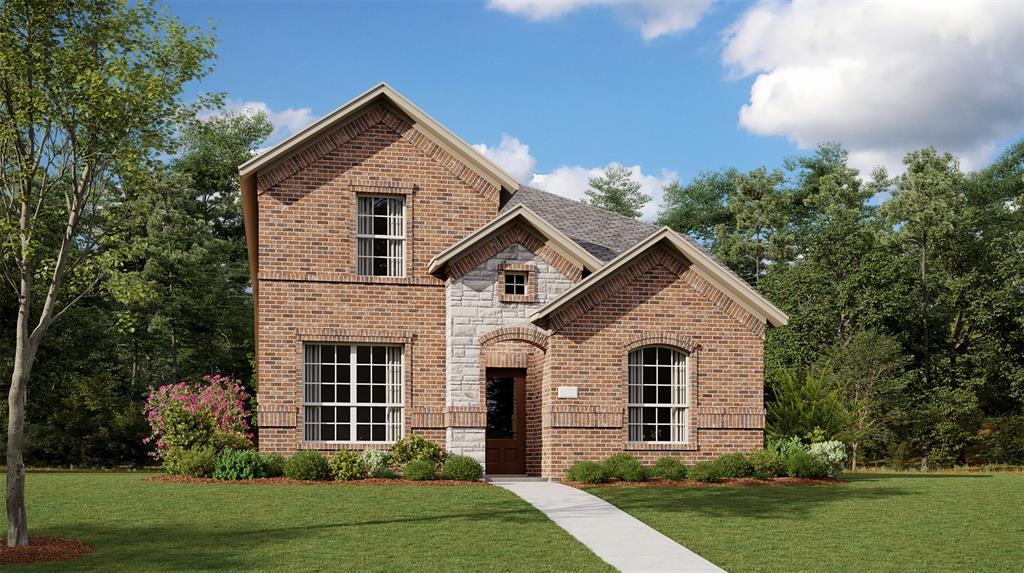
<box><xmin>239</xmin><ymin>83</ymin><xmax>788</xmax><ymax>478</ymax></box>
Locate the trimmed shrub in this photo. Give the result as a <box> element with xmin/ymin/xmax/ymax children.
<box><xmin>715</xmin><ymin>452</ymin><xmax>754</xmax><ymax>478</ymax></box>
<box><xmin>766</xmin><ymin>436</ymin><xmax>807</xmax><ymax>468</ymax></box>
<box><xmin>785</xmin><ymin>449</ymin><xmax>829</xmax><ymax>478</ymax></box>
<box><xmin>687</xmin><ymin>460</ymin><xmax>723</xmax><ymax>483</ymax></box>
<box><xmin>566</xmin><ymin>461</ymin><xmax>608</xmax><ymax>484</ymax></box>
<box><xmin>651</xmin><ymin>457</ymin><xmax>687</xmax><ymax>481</ymax></box>
<box><xmin>748</xmin><ymin>449</ymin><xmax>782</xmax><ymax>479</ymax></box>
<box><xmin>359</xmin><ymin>448</ymin><xmax>393</xmax><ymax>477</ymax></box>
<box><xmin>213</xmin><ymin>448</ymin><xmax>267</xmax><ymax>480</ymax></box>
<box><xmin>603</xmin><ymin>452</ymin><xmax>649</xmax><ymax>482</ymax></box>
<box><xmin>808</xmin><ymin>441</ymin><xmax>846</xmax><ymax>478</ymax></box>
<box><xmin>285</xmin><ymin>450</ymin><xmax>332</xmax><ymax>481</ymax></box>
<box><xmin>441</xmin><ymin>456</ymin><xmax>484</xmax><ymax>481</ymax></box>
<box><xmin>164</xmin><ymin>446</ymin><xmax>216</xmax><ymax>478</ymax></box>
<box><xmin>390</xmin><ymin>435</ymin><xmax>447</xmax><ymax>466</ymax></box>
<box><xmin>374</xmin><ymin>467</ymin><xmax>399</xmax><ymax>479</ymax></box>
<box><xmin>262</xmin><ymin>453</ymin><xmax>286</xmax><ymax>478</ymax></box>
<box><xmin>403</xmin><ymin>459</ymin><xmax>437</xmax><ymax>481</ymax></box>
<box><xmin>330</xmin><ymin>450</ymin><xmax>369</xmax><ymax>481</ymax></box>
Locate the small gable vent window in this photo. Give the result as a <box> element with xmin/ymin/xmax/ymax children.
<box><xmin>628</xmin><ymin>346</ymin><xmax>688</xmax><ymax>443</ymax></box>
<box><xmin>504</xmin><ymin>272</ymin><xmax>527</xmax><ymax>295</ymax></box>
<box><xmin>357</xmin><ymin>196</ymin><xmax>404</xmax><ymax>277</ymax></box>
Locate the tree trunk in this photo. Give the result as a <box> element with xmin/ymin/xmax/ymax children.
<box><xmin>170</xmin><ymin>323</ymin><xmax>179</xmax><ymax>384</ymax></box>
<box><xmin>851</xmin><ymin>442</ymin><xmax>859</xmax><ymax>471</ymax></box>
<box><xmin>920</xmin><ymin>231</ymin><xmax>931</xmax><ymax>388</ymax></box>
<box><xmin>7</xmin><ymin>274</ymin><xmax>36</xmax><ymax>547</ymax></box>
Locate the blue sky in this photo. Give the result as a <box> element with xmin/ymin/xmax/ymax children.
<box><xmin>172</xmin><ymin>0</ymin><xmax>1024</xmax><ymax>219</ymax></box>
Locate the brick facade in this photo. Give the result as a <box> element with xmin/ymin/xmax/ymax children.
<box><xmin>247</xmin><ymin>89</ymin><xmax>773</xmax><ymax>479</ymax></box>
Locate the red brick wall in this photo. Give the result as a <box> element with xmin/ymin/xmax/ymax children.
<box><xmin>254</xmin><ymin>104</ymin><xmax>498</xmax><ymax>453</ymax></box>
<box><xmin>541</xmin><ymin>245</ymin><xmax>765</xmax><ymax>477</ymax></box>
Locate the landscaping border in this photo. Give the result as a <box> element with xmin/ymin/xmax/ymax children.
<box><xmin>146</xmin><ymin>475</ymin><xmax>490</xmax><ymax>487</ymax></box>
<box><xmin>566</xmin><ymin>476</ymin><xmax>845</xmax><ymax>488</ymax></box>
<box><xmin>0</xmin><ymin>536</ymin><xmax>94</xmax><ymax>566</ymax></box>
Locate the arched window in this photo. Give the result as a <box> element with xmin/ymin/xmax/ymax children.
<box><xmin>628</xmin><ymin>346</ymin><xmax>688</xmax><ymax>443</ymax></box>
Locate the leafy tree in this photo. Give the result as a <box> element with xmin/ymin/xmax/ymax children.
<box><xmin>765</xmin><ymin>369</ymin><xmax>857</xmax><ymax>443</ymax></box>
<box><xmin>0</xmin><ymin>0</ymin><xmax>215</xmax><ymax>545</ymax></box>
<box><xmin>657</xmin><ymin>170</ymin><xmax>736</xmax><ymax>246</ymax></box>
<box><xmin>585</xmin><ymin>164</ymin><xmax>650</xmax><ymax>219</ymax></box>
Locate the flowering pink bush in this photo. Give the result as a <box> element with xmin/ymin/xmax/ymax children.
<box><xmin>144</xmin><ymin>374</ymin><xmax>253</xmax><ymax>459</ymax></box>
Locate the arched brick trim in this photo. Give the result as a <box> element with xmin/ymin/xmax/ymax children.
<box><xmin>478</xmin><ymin>325</ymin><xmax>549</xmax><ymax>352</ymax></box>
<box><xmin>622</xmin><ymin>332</ymin><xmax>700</xmax><ymax>354</ymax></box>
<box><xmin>257</xmin><ymin>103</ymin><xmax>498</xmax><ymax>203</ymax></box>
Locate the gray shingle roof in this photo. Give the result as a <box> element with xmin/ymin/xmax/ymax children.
<box><xmin>501</xmin><ymin>186</ymin><xmax>658</xmax><ymax>262</ymax></box>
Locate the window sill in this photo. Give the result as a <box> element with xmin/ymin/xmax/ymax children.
<box><xmin>498</xmin><ymin>294</ymin><xmax>536</xmax><ymax>304</ymax></box>
<box><xmin>301</xmin><ymin>441</ymin><xmax>395</xmax><ymax>450</ymax></box>
<box><xmin>624</xmin><ymin>441</ymin><xmax>697</xmax><ymax>451</ymax></box>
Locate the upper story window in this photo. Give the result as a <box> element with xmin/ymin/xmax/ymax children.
<box><xmin>356</xmin><ymin>196</ymin><xmax>405</xmax><ymax>277</ymax></box>
<box><xmin>303</xmin><ymin>344</ymin><xmax>403</xmax><ymax>443</ymax></box>
<box><xmin>504</xmin><ymin>271</ymin><xmax>527</xmax><ymax>295</ymax></box>
<box><xmin>627</xmin><ymin>346</ymin><xmax>688</xmax><ymax>443</ymax></box>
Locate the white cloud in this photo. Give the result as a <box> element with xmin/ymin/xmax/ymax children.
<box><xmin>473</xmin><ymin>135</ymin><xmax>537</xmax><ymax>182</ymax></box>
<box><xmin>487</xmin><ymin>0</ymin><xmax>714</xmax><ymax>39</ymax></box>
<box><xmin>530</xmin><ymin>163</ymin><xmax>677</xmax><ymax>221</ymax></box>
<box><xmin>723</xmin><ymin>0</ymin><xmax>1024</xmax><ymax>174</ymax></box>
<box><xmin>208</xmin><ymin>99</ymin><xmax>316</xmax><ymax>144</ymax></box>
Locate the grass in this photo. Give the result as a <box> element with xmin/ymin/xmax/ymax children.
<box><xmin>588</xmin><ymin>472</ymin><xmax>1024</xmax><ymax>572</ymax></box>
<box><xmin>3</xmin><ymin>472</ymin><xmax>612</xmax><ymax>572</ymax></box>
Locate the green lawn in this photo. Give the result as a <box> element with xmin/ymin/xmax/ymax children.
<box><xmin>4</xmin><ymin>472</ymin><xmax>611</xmax><ymax>572</ymax></box>
<box><xmin>588</xmin><ymin>472</ymin><xmax>1024</xmax><ymax>573</ymax></box>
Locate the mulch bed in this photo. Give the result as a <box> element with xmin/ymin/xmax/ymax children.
<box><xmin>146</xmin><ymin>475</ymin><xmax>491</xmax><ymax>487</ymax></box>
<box><xmin>566</xmin><ymin>476</ymin><xmax>846</xmax><ymax>488</ymax></box>
<box><xmin>0</xmin><ymin>536</ymin><xmax>94</xmax><ymax>566</ymax></box>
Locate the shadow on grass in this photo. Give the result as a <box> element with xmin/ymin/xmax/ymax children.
<box><xmin>32</xmin><ymin>507</ymin><xmax>547</xmax><ymax>572</ymax></box>
<box><xmin>590</xmin><ymin>483</ymin><xmax>911</xmax><ymax>520</ymax></box>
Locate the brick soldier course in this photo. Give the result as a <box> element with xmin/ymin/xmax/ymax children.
<box><xmin>239</xmin><ymin>83</ymin><xmax>788</xmax><ymax>478</ymax></box>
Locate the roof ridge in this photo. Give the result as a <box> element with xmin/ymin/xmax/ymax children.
<box><xmin>517</xmin><ymin>185</ymin><xmax>659</xmax><ymax>232</ymax></box>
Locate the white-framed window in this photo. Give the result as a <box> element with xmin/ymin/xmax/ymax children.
<box><xmin>356</xmin><ymin>195</ymin><xmax>405</xmax><ymax>277</ymax></box>
<box><xmin>628</xmin><ymin>346</ymin><xmax>688</xmax><ymax>443</ymax></box>
<box><xmin>303</xmin><ymin>344</ymin><xmax>403</xmax><ymax>442</ymax></box>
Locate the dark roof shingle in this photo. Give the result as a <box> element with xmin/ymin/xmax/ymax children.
<box><xmin>501</xmin><ymin>186</ymin><xmax>658</xmax><ymax>262</ymax></box>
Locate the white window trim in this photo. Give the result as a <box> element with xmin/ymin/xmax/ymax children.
<box><xmin>303</xmin><ymin>344</ymin><xmax>404</xmax><ymax>444</ymax></box>
<box><xmin>356</xmin><ymin>195</ymin><xmax>406</xmax><ymax>277</ymax></box>
<box><xmin>627</xmin><ymin>346</ymin><xmax>689</xmax><ymax>444</ymax></box>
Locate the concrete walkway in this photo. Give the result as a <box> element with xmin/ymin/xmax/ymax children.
<box><xmin>492</xmin><ymin>479</ymin><xmax>724</xmax><ymax>573</ymax></box>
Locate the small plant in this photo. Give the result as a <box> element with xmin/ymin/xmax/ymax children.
<box><xmin>164</xmin><ymin>446</ymin><xmax>217</xmax><ymax>478</ymax></box>
<box><xmin>603</xmin><ymin>452</ymin><xmax>649</xmax><ymax>482</ymax></box>
<box><xmin>441</xmin><ymin>456</ymin><xmax>484</xmax><ymax>481</ymax></box>
<box><xmin>213</xmin><ymin>448</ymin><xmax>267</xmax><ymax>480</ymax></box>
<box><xmin>359</xmin><ymin>448</ymin><xmax>393</xmax><ymax>476</ymax></box>
<box><xmin>262</xmin><ymin>453</ymin><xmax>286</xmax><ymax>477</ymax></box>
<box><xmin>785</xmin><ymin>449</ymin><xmax>829</xmax><ymax>478</ymax></box>
<box><xmin>403</xmin><ymin>459</ymin><xmax>437</xmax><ymax>481</ymax></box>
<box><xmin>748</xmin><ymin>449</ymin><xmax>782</xmax><ymax>479</ymax></box>
<box><xmin>566</xmin><ymin>461</ymin><xmax>608</xmax><ymax>484</ymax></box>
<box><xmin>715</xmin><ymin>452</ymin><xmax>754</xmax><ymax>478</ymax></box>
<box><xmin>330</xmin><ymin>450</ymin><xmax>369</xmax><ymax>481</ymax></box>
<box><xmin>766</xmin><ymin>435</ymin><xmax>807</xmax><ymax>468</ymax></box>
<box><xmin>808</xmin><ymin>441</ymin><xmax>847</xmax><ymax>478</ymax></box>
<box><xmin>285</xmin><ymin>450</ymin><xmax>332</xmax><ymax>481</ymax></box>
<box><xmin>687</xmin><ymin>460</ymin><xmax>723</xmax><ymax>483</ymax></box>
<box><xmin>390</xmin><ymin>435</ymin><xmax>447</xmax><ymax>466</ymax></box>
<box><xmin>651</xmin><ymin>457</ymin><xmax>687</xmax><ymax>481</ymax></box>
<box><xmin>374</xmin><ymin>467</ymin><xmax>399</xmax><ymax>479</ymax></box>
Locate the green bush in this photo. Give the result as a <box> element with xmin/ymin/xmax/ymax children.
<box><xmin>262</xmin><ymin>453</ymin><xmax>286</xmax><ymax>477</ymax></box>
<box><xmin>651</xmin><ymin>457</ymin><xmax>687</xmax><ymax>481</ymax></box>
<box><xmin>213</xmin><ymin>448</ymin><xmax>267</xmax><ymax>480</ymax></box>
<box><xmin>390</xmin><ymin>435</ymin><xmax>447</xmax><ymax>466</ymax></box>
<box><xmin>766</xmin><ymin>436</ymin><xmax>807</xmax><ymax>468</ymax></box>
<box><xmin>565</xmin><ymin>461</ymin><xmax>608</xmax><ymax>484</ymax></box>
<box><xmin>441</xmin><ymin>456</ymin><xmax>483</xmax><ymax>481</ymax></box>
<box><xmin>687</xmin><ymin>460</ymin><xmax>723</xmax><ymax>483</ymax></box>
<box><xmin>359</xmin><ymin>448</ymin><xmax>393</xmax><ymax>476</ymax></box>
<box><xmin>785</xmin><ymin>449</ymin><xmax>829</xmax><ymax>478</ymax></box>
<box><xmin>403</xmin><ymin>459</ymin><xmax>437</xmax><ymax>481</ymax></box>
<box><xmin>603</xmin><ymin>452</ymin><xmax>649</xmax><ymax>482</ymax></box>
<box><xmin>209</xmin><ymin>431</ymin><xmax>253</xmax><ymax>453</ymax></box>
<box><xmin>329</xmin><ymin>450</ymin><xmax>369</xmax><ymax>481</ymax></box>
<box><xmin>715</xmin><ymin>452</ymin><xmax>754</xmax><ymax>478</ymax></box>
<box><xmin>374</xmin><ymin>467</ymin><xmax>399</xmax><ymax>479</ymax></box>
<box><xmin>284</xmin><ymin>450</ymin><xmax>332</xmax><ymax>481</ymax></box>
<box><xmin>748</xmin><ymin>449</ymin><xmax>782</xmax><ymax>479</ymax></box>
<box><xmin>164</xmin><ymin>446</ymin><xmax>216</xmax><ymax>478</ymax></box>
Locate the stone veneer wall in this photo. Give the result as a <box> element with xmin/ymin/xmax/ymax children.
<box><xmin>445</xmin><ymin>243</ymin><xmax>574</xmax><ymax>464</ymax></box>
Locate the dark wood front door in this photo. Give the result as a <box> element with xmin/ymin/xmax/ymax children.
<box><xmin>485</xmin><ymin>368</ymin><xmax>526</xmax><ymax>474</ymax></box>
